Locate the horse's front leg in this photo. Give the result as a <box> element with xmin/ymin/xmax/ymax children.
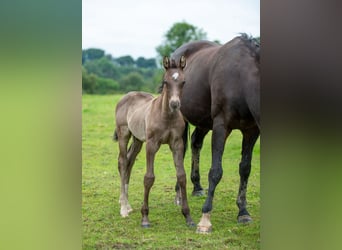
<box><xmin>237</xmin><ymin>127</ymin><xmax>259</xmax><ymax>223</ymax></box>
<box><xmin>141</xmin><ymin>139</ymin><xmax>160</xmax><ymax>228</ymax></box>
<box><xmin>197</xmin><ymin>118</ymin><xmax>231</xmax><ymax>233</ymax></box>
<box><xmin>171</xmin><ymin>138</ymin><xmax>195</xmax><ymax>227</ymax></box>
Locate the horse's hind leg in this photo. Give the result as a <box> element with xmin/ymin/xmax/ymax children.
<box><xmin>117</xmin><ymin>126</ymin><xmax>132</xmax><ymax>217</ymax></box>
<box><xmin>237</xmin><ymin>126</ymin><xmax>259</xmax><ymax>223</ymax></box>
<box><xmin>190</xmin><ymin>127</ymin><xmax>209</xmax><ymax>196</ymax></box>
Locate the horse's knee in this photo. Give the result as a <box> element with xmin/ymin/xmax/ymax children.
<box><xmin>208</xmin><ymin>167</ymin><xmax>223</xmax><ymax>184</ymax></box>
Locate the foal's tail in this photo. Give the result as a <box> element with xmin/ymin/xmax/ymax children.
<box><xmin>182</xmin><ymin>121</ymin><xmax>189</xmax><ymax>158</ymax></box>
<box><xmin>113</xmin><ymin>129</ymin><xmax>118</xmax><ymax>141</ymax></box>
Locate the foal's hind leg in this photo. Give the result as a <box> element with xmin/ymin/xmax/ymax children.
<box><xmin>237</xmin><ymin>126</ymin><xmax>259</xmax><ymax>223</ymax></box>
<box><xmin>117</xmin><ymin>126</ymin><xmax>132</xmax><ymax>217</ymax></box>
<box><xmin>124</xmin><ymin>136</ymin><xmax>143</xmax><ymax>213</ymax></box>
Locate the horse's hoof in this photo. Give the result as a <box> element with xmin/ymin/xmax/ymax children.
<box><xmin>196</xmin><ymin>225</ymin><xmax>212</xmax><ymax>234</ymax></box>
<box><xmin>141</xmin><ymin>223</ymin><xmax>150</xmax><ymax>228</ymax></box>
<box><xmin>237</xmin><ymin>215</ymin><xmax>253</xmax><ymax>224</ymax></box>
<box><xmin>141</xmin><ymin>219</ymin><xmax>150</xmax><ymax>228</ymax></box>
<box><xmin>192</xmin><ymin>189</ymin><xmax>205</xmax><ymax>196</ymax></box>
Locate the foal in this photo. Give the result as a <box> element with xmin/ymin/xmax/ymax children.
<box><xmin>114</xmin><ymin>56</ymin><xmax>194</xmax><ymax>227</ymax></box>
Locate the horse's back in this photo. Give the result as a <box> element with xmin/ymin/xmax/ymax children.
<box><xmin>115</xmin><ymin>91</ymin><xmax>154</xmax><ymax>141</ymax></box>
<box><xmin>173</xmin><ymin>35</ymin><xmax>260</xmax><ymax>130</ymax></box>
<box><xmin>210</xmin><ymin>37</ymin><xmax>260</xmax><ymax>129</ymax></box>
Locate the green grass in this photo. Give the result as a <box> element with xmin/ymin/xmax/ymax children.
<box><xmin>82</xmin><ymin>94</ymin><xmax>260</xmax><ymax>249</ymax></box>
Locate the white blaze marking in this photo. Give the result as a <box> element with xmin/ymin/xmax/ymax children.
<box><xmin>172</xmin><ymin>72</ymin><xmax>179</xmax><ymax>80</ymax></box>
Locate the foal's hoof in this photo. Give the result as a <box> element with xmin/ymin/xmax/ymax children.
<box><xmin>192</xmin><ymin>189</ymin><xmax>205</xmax><ymax>196</ymax></box>
<box><xmin>120</xmin><ymin>206</ymin><xmax>133</xmax><ymax>218</ymax></box>
<box><xmin>196</xmin><ymin>225</ymin><xmax>212</xmax><ymax>234</ymax></box>
<box><xmin>174</xmin><ymin>196</ymin><xmax>182</xmax><ymax>206</ymax></box>
<box><xmin>237</xmin><ymin>215</ymin><xmax>253</xmax><ymax>224</ymax></box>
<box><xmin>187</xmin><ymin>220</ymin><xmax>196</xmax><ymax>227</ymax></box>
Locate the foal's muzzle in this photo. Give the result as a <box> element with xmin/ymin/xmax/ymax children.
<box><xmin>169</xmin><ymin>98</ymin><xmax>181</xmax><ymax>111</ymax></box>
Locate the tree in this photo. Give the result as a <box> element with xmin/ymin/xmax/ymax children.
<box><xmin>82</xmin><ymin>48</ymin><xmax>105</xmax><ymax>64</ymax></box>
<box><xmin>119</xmin><ymin>72</ymin><xmax>146</xmax><ymax>92</ymax></box>
<box><xmin>136</xmin><ymin>57</ymin><xmax>157</xmax><ymax>68</ymax></box>
<box><xmin>82</xmin><ymin>67</ymin><xmax>96</xmax><ymax>94</ymax></box>
<box><xmin>83</xmin><ymin>57</ymin><xmax>120</xmax><ymax>80</ymax></box>
<box><xmin>115</xmin><ymin>55</ymin><xmax>135</xmax><ymax>66</ymax></box>
<box><xmin>156</xmin><ymin>22</ymin><xmax>207</xmax><ymax>58</ymax></box>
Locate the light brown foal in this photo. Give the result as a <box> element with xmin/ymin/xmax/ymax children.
<box><xmin>114</xmin><ymin>56</ymin><xmax>194</xmax><ymax>228</ymax></box>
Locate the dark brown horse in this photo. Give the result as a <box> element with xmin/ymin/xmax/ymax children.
<box><xmin>114</xmin><ymin>56</ymin><xmax>194</xmax><ymax>228</ymax></box>
<box><xmin>172</xmin><ymin>34</ymin><xmax>260</xmax><ymax>233</ymax></box>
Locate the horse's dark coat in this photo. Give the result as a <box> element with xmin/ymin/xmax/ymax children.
<box><xmin>171</xmin><ymin>34</ymin><xmax>260</xmax><ymax>232</ymax></box>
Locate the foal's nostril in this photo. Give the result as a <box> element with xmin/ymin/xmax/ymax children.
<box><xmin>170</xmin><ymin>100</ymin><xmax>180</xmax><ymax>110</ymax></box>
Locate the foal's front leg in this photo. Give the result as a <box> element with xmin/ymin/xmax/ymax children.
<box><xmin>141</xmin><ymin>139</ymin><xmax>160</xmax><ymax>227</ymax></box>
<box><xmin>171</xmin><ymin>139</ymin><xmax>195</xmax><ymax>227</ymax></box>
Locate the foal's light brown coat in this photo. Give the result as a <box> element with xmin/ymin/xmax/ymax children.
<box><xmin>114</xmin><ymin>56</ymin><xmax>194</xmax><ymax>227</ymax></box>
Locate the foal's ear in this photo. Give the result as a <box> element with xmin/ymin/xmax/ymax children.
<box><xmin>163</xmin><ymin>56</ymin><xmax>170</xmax><ymax>69</ymax></box>
<box><xmin>179</xmin><ymin>55</ymin><xmax>186</xmax><ymax>70</ymax></box>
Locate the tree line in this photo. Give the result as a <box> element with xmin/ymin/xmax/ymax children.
<box><xmin>82</xmin><ymin>48</ymin><xmax>163</xmax><ymax>94</ymax></box>
<box><xmin>82</xmin><ymin>21</ymin><xmax>259</xmax><ymax>95</ymax></box>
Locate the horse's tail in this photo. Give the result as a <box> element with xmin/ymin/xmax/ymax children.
<box><xmin>182</xmin><ymin>121</ymin><xmax>189</xmax><ymax>158</ymax></box>
<box><xmin>113</xmin><ymin>129</ymin><xmax>118</xmax><ymax>141</ymax></box>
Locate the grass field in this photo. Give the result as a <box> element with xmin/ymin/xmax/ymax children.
<box><xmin>82</xmin><ymin>94</ymin><xmax>260</xmax><ymax>249</ymax></box>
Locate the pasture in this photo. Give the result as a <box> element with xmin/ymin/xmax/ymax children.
<box><xmin>82</xmin><ymin>94</ymin><xmax>260</xmax><ymax>249</ymax></box>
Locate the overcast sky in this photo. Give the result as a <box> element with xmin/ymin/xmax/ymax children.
<box><xmin>82</xmin><ymin>0</ymin><xmax>260</xmax><ymax>59</ymax></box>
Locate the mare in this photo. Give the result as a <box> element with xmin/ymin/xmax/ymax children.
<box><xmin>171</xmin><ymin>34</ymin><xmax>260</xmax><ymax>233</ymax></box>
<box><xmin>113</xmin><ymin>56</ymin><xmax>194</xmax><ymax>227</ymax></box>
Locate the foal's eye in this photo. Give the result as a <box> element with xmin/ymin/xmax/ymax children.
<box><xmin>182</xmin><ymin>81</ymin><xmax>186</xmax><ymax>85</ymax></box>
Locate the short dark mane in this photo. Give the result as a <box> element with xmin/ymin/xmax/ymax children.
<box><xmin>239</xmin><ymin>33</ymin><xmax>260</xmax><ymax>62</ymax></box>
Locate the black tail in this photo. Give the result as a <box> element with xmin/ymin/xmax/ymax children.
<box><xmin>113</xmin><ymin>129</ymin><xmax>118</xmax><ymax>141</ymax></box>
<box><xmin>182</xmin><ymin>121</ymin><xmax>189</xmax><ymax>158</ymax></box>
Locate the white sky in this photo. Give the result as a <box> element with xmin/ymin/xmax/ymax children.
<box><xmin>82</xmin><ymin>0</ymin><xmax>260</xmax><ymax>59</ymax></box>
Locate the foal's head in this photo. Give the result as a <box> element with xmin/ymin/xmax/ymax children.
<box><xmin>161</xmin><ymin>55</ymin><xmax>186</xmax><ymax>112</ymax></box>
